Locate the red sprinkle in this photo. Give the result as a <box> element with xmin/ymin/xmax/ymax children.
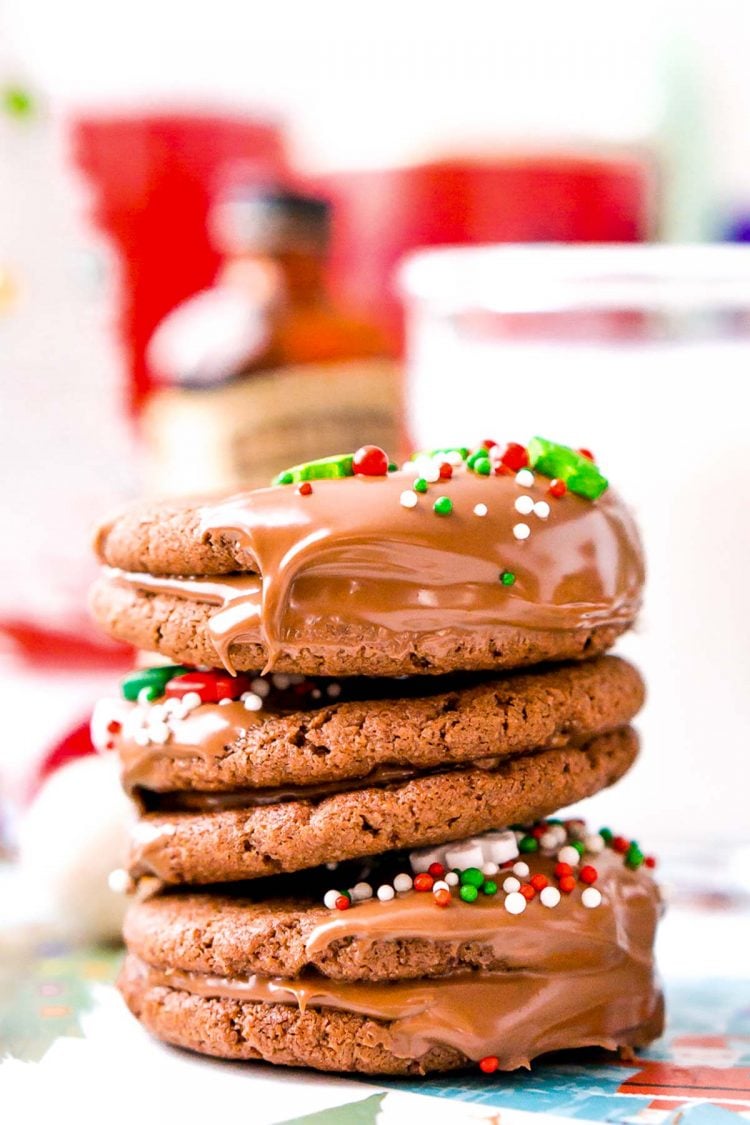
<box><xmin>494</xmin><ymin>462</ymin><xmax>514</xmax><ymax>476</ymax></box>
<box><xmin>352</xmin><ymin>445</ymin><xmax>389</xmax><ymax>477</ymax></box>
<box><xmin>578</xmin><ymin>448</ymin><xmax>595</xmax><ymax>461</ymax></box>
<box><xmin>531</xmin><ymin>825</ymin><xmax>547</xmax><ymax>840</ymax></box>
<box><xmin>548</xmin><ymin>478</ymin><xmax>567</xmax><ymax>498</ymax></box>
<box><xmin>579</xmin><ymin>865</ymin><xmax>599</xmax><ymax>885</ymax></box>
<box><xmin>165</xmin><ymin>670</ymin><xmax>254</xmax><ymax>704</ymax></box>
<box><xmin>413</xmin><ymin>873</ymin><xmax>434</xmax><ymax>893</ymax></box>
<box><xmin>499</xmin><ymin>442</ymin><xmax>529</xmax><ymax>471</ymax></box>
<box><xmin>520</xmin><ymin>883</ymin><xmax>536</xmax><ymax>901</ymax></box>
<box><xmin>613</xmin><ymin>836</ymin><xmax>630</xmax><ymax>854</ymax></box>
<box><xmin>106</xmin><ymin>719</ymin><xmax>121</xmax><ymax>734</ymax></box>
<box><xmin>105</xmin><ymin>740</ymin><xmax>115</xmax><ymax>751</ymax></box>
<box><xmin>482</xmin><ymin>439</ymin><xmax>498</xmax><ymax>450</ymax></box>
<box><xmin>428</xmin><ymin>861</ymin><xmax>446</xmax><ymax>879</ymax></box>
<box><xmin>530</xmin><ymin>874</ymin><xmax>549</xmax><ymax>892</ymax></box>
<box><xmin>438</xmin><ymin>462</ymin><xmax>453</xmax><ymax>480</ymax></box>
<box><xmin>433</xmin><ymin>888</ymin><xmax>452</xmax><ymax>908</ymax></box>
<box><xmin>334</xmin><ymin>895</ymin><xmax>350</xmax><ymax>911</ymax></box>
<box><xmin>297</xmin><ymin>481</ymin><xmax>313</xmax><ymax>496</ymax></box>
<box><xmin>558</xmin><ymin>874</ymin><xmax>577</xmax><ymax>894</ymax></box>
<box><xmin>554</xmin><ymin>862</ymin><xmax>573</xmax><ymax>879</ymax></box>
<box><xmin>479</xmin><ymin>1055</ymin><xmax>499</xmax><ymax>1074</ymax></box>
<box><xmin>645</xmin><ymin>856</ymin><xmax>657</xmax><ymax>869</ymax></box>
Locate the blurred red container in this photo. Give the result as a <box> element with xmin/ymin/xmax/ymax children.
<box><xmin>73</xmin><ymin>113</ymin><xmax>289</xmax><ymax>413</ymax></box>
<box><xmin>309</xmin><ymin>153</ymin><xmax>653</xmax><ymax>345</ymax></box>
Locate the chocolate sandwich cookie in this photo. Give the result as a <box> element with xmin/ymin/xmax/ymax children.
<box><xmin>91</xmin><ymin>439</ymin><xmax>644</xmax><ymax>678</ymax></box>
<box><xmin>94</xmin><ymin>655</ymin><xmax>644</xmax><ymax>800</ymax></box>
<box><xmin>118</xmin><ymin>823</ymin><xmax>663</xmax><ymax>1074</ymax></box>
<box><xmin>124</xmin><ymin>727</ymin><xmax>638</xmax><ymax>884</ymax></box>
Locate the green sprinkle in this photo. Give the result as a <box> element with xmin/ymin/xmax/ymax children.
<box><xmin>527</xmin><ymin>437</ymin><xmax>608</xmax><ymax>500</ymax></box>
<box><xmin>626</xmin><ymin>846</ymin><xmax>644</xmax><ymax>869</ymax></box>
<box><xmin>459</xmin><ymin>884</ymin><xmax>479</xmax><ymax>903</ymax></box>
<box><xmin>467</xmin><ymin>450</ymin><xmax>487</xmax><ymax>469</ymax></box>
<box><xmin>481</xmin><ymin>880</ymin><xmax>498</xmax><ymax>896</ymax></box>
<box><xmin>460</xmin><ymin>867</ymin><xmax>485</xmax><ymax>888</ymax></box>
<box><xmin>387</xmin><ymin>462</ymin><xmax>398</xmax><ymax>472</ymax></box>
<box><xmin>474</xmin><ymin>457</ymin><xmax>491</xmax><ymax>476</ymax></box>
<box><xmin>519</xmin><ymin>835</ymin><xmax>538</xmax><ymax>853</ymax></box>
<box><xmin>433</xmin><ymin>496</ymin><xmax>453</xmax><ymax>516</ymax></box>
<box><xmin>413</xmin><ymin>477</ymin><xmax>429</xmax><ymax>494</ymax></box>
<box><xmin>571</xmin><ymin>840</ymin><xmax>586</xmax><ymax>856</ymax></box>
<box><xmin>273</xmin><ymin>453</ymin><xmax>355</xmax><ymax>486</ymax></box>
<box><xmin>500</xmin><ymin>570</ymin><xmax>516</xmax><ymax>586</ymax></box>
<box><xmin>599</xmin><ymin>827</ymin><xmax>614</xmax><ymax>843</ymax></box>
<box><xmin>121</xmin><ymin>665</ymin><xmax>187</xmax><ymax>702</ymax></box>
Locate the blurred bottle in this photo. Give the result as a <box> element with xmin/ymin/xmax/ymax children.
<box><xmin>143</xmin><ymin>185</ymin><xmax>400</xmax><ymax>493</ymax></box>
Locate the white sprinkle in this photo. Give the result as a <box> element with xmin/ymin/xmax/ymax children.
<box><xmin>502</xmin><ymin>876</ymin><xmax>521</xmax><ymax>894</ymax></box>
<box><xmin>473</xmin><ymin>502</ymin><xmax>488</xmax><ymax>517</ymax></box>
<box><xmin>107</xmin><ymin>868</ymin><xmax>133</xmax><ymax>895</ymax></box>
<box><xmin>251</xmin><ymin>678</ymin><xmax>271</xmax><ymax>698</ymax></box>
<box><xmin>423</xmin><ymin>463</ymin><xmax>441</xmax><ymax>483</ymax></box>
<box><xmin>558</xmin><ymin>845</ymin><xmax>581</xmax><ymax>867</ymax></box>
<box><xmin>584</xmin><ymin>833</ymin><xmax>606</xmax><ymax>855</ymax></box>
<box><xmin>400</xmin><ymin>489</ymin><xmax>419</xmax><ymax>509</ymax></box>
<box><xmin>516</xmin><ymin>469</ymin><xmax>535</xmax><ymax>487</ymax></box>
<box><xmin>540</xmin><ymin>832</ymin><xmax>559</xmax><ymax>852</ymax></box>
<box><xmin>393</xmin><ymin>873</ymin><xmax>413</xmax><ymax>893</ymax></box>
<box><xmin>218</xmin><ymin>697</ymin><xmax>233</xmax><ymax>706</ymax></box>
<box><xmin>325</xmin><ymin>861</ymin><xmax>339</xmax><ymax>870</ymax></box>
<box><xmin>133</xmin><ymin>729</ymin><xmax>151</xmax><ymax>747</ymax></box>
<box><xmin>311</xmin><ymin>689</ymin><xmax>322</xmax><ymax>700</ymax></box>
<box><xmin>351</xmin><ymin>882</ymin><xmax>373</xmax><ymax>902</ymax></box>
<box><xmin>326</xmin><ymin>683</ymin><xmax>342</xmax><ymax>698</ymax></box>
<box><xmin>242</xmin><ymin>693</ymin><xmax>263</xmax><ymax>712</ymax></box>
<box><xmin>445</xmin><ymin>871</ymin><xmax>459</xmax><ymax>887</ymax></box>
<box><xmin>504</xmin><ymin>891</ymin><xmax>527</xmax><ymax>915</ymax></box>
<box><xmin>513</xmin><ymin>861</ymin><xmax>530</xmax><ymax>878</ymax></box>
<box><xmin>482</xmin><ymin>861</ymin><xmax>499</xmax><ymax>878</ymax></box>
<box><xmin>514</xmin><ymin>495</ymin><xmax>534</xmax><ymax>516</ymax></box>
<box><xmin>377</xmin><ymin>884</ymin><xmax>395</xmax><ymax>902</ymax></box>
<box><xmin>513</xmin><ymin>522</ymin><xmax>531</xmax><ymax>541</ymax></box>
<box><xmin>533</xmin><ymin>500</ymin><xmax>550</xmax><ymax>520</ymax></box>
<box><xmin>582</xmin><ymin>887</ymin><xmax>602</xmax><ymax>909</ymax></box>
<box><xmin>181</xmin><ymin>691</ymin><xmax>202</xmax><ymax>711</ymax></box>
<box><xmin>272</xmin><ymin>674</ymin><xmax>291</xmax><ymax>690</ymax></box>
<box><xmin>288</xmin><ymin>675</ymin><xmax>306</xmax><ymax>685</ymax></box>
<box><xmin>540</xmin><ymin>886</ymin><xmax>562</xmax><ymax>908</ymax></box>
<box><xmin>446</xmin><ymin>451</ymin><xmax>464</xmax><ymax>466</ymax></box>
<box><xmin>432</xmin><ymin>880</ymin><xmax>450</xmax><ymax>893</ymax></box>
<box><xmin>149</xmin><ymin>703</ymin><xmax>166</xmax><ymax>722</ymax></box>
<box><xmin>161</xmin><ymin>699</ymin><xmax>181</xmax><ymax>716</ymax></box>
<box><xmin>147</xmin><ymin>721</ymin><xmax>170</xmax><ymax>744</ymax></box>
<box><xmin>323</xmin><ymin>889</ymin><xmax>340</xmax><ymax>910</ymax></box>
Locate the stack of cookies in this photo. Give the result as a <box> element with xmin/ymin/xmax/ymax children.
<box><xmin>90</xmin><ymin>437</ymin><xmax>663</xmax><ymax>1076</ymax></box>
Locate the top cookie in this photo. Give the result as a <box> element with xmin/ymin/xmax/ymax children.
<box><xmin>92</xmin><ymin>439</ymin><xmax>644</xmax><ymax>677</ymax></box>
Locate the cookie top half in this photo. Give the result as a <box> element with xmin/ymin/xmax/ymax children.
<box><xmin>92</xmin><ymin>439</ymin><xmax>644</xmax><ymax>677</ymax></box>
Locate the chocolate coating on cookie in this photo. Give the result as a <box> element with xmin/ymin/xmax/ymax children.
<box><xmin>93</xmin><ymin>466</ymin><xmax>644</xmax><ymax>677</ymax></box>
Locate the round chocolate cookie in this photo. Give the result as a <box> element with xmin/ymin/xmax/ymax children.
<box><xmin>118</xmin><ymin>834</ymin><xmax>663</xmax><ymax>1074</ymax></box>
<box><xmin>91</xmin><ymin>442</ymin><xmax>644</xmax><ymax>678</ymax></box>
<box><xmin>127</xmin><ymin>727</ymin><xmax>638</xmax><ymax>884</ymax></box>
<box><xmin>96</xmin><ymin>656</ymin><xmax>644</xmax><ymax>799</ymax></box>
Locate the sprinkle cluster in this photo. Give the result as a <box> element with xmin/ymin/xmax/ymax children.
<box><xmin>322</xmin><ymin>819</ymin><xmax>655</xmax><ymax>915</ymax></box>
<box><xmin>109</xmin><ymin>667</ymin><xmax>343</xmax><ymax>750</ymax></box>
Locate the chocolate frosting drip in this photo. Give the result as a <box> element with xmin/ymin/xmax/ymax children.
<box><xmin>106</xmin><ymin>470</ymin><xmax>643</xmax><ymax>673</ymax></box>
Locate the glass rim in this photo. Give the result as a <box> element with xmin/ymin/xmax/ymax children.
<box><xmin>398</xmin><ymin>243</ymin><xmax>750</xmax><ymax>313</ymax></box>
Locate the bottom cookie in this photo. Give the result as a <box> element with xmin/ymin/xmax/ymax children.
<box><xmin>118</xmin><ymin>821</ymin><xmax>664</xmax><ymax>1075</ymax></box>
<box><xmin>119</xmin><ymin>954</ymin><xmax>664</xmax><ymax>1075</ymax></box>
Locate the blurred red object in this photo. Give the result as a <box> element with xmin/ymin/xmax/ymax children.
<box><xmin>308</xmin><ymin>154</ymin><xmax>653</xmax><ymax>344</ymax></box>
<box><xmin>72</xmin><ymin>113</ymin><xmax>289</xmax><ymax>414</ymax></box>
<box><xmin>0</xmin><ymin>619</ymin><xmax>131</xmax><ymax>671</ymax></box>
